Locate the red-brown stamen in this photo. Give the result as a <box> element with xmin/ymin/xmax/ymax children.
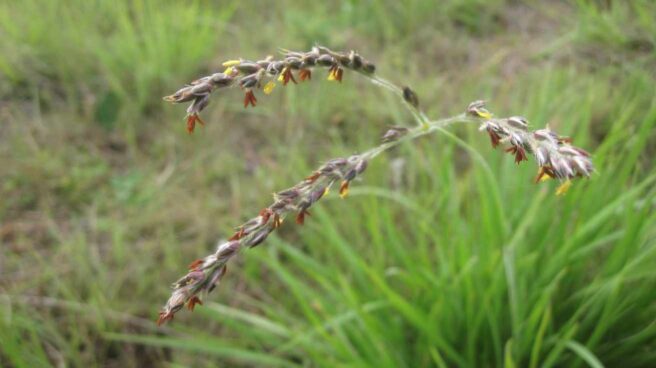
<box><xmin>296</xmin><ymin>210</ymin><xmax>310</xmax><ymax>225</ymax></box>
<box><xmin>305</xmin><ymin>171</ymin><xmax>321</xmax><ymax>183</ymax></box>
<box><xmin>188</xmin><ymin>259</ymin><xmax>204</xmax><ymax>270</ymax></box>
<box><xmin>299</xmin><ymin>69</ymin><xmax>312</xmax><ymax>81</ymax></box>
<box><xmin>259</xmin><ymin>208</ymin><xmax>273</xmax><ymax>223</ymax></box>
<box><xmin>186</xmin><ymin>114</ymin><xmax>205</xmax><ymax>134</ymax></box>
<box><xmin>228</xmin><ymin>227</ymin><xmax>246</xmax><ymax>241</ymax></box>
<box><xmin>328</xmin><ymin>65</ymin><xmax>344</xmax><ymax>82</ymax></box>
<box><xmin>339</xmin><ymin>180</ymin><xmax>350</xmax><ymax>196</ymax></box>
<box><xmin>282</xmin><ymin>69</ymin><xmax>297</xmax><ymax>86</ymax></box>
<box><xmin>535</xmin><ymin>166</ymin><xmax>556</xmax><ymax>183</ymax></box>
<box><xmin>505</xmin><ymin>146</ymin><xmax>527</xmax><ymax>164</ymax></box>
<box><xmin>487</xmin><ymin>128</ymin><xmax>501</xmax><ymax>148</ymax></box>
<box><xmin>336</xmin><ymin>68</ymin><xmax>343</xmax><ymax>82</ymax></box>
<box><xmin>243</xmin><ymin>90</ymin><xmax>257</xmax><ymax>108</ymax></box>
<box><xmin>187</xmin><ymin>296</ymin><xmax>203</xmax><ymax>311</ymax></box>
<box><xmin>157</xmin><ymin>311</ymin><xmax>174</xmax><ymax>326</ymax></box>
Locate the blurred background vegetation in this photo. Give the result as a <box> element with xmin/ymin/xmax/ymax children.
<box><xmin>1</xmin><ymin>0</ymin><xmax>655</xmax><ymax>367</ymax></box>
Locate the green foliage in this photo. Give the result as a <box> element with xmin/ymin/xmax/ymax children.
<box><xmin>0</xmin><ymin>0</ymin><xmax>237</xmax><ymax>119</ymax></box>
<box><xmin>573</xmin><ymin>0</ymin><xmax>656</xmax><ymax>55</ymax></box>
<box><xmin>1</xmin><ymin>0</ymin><xmax>655</xmax><ymax>367</ymax></box>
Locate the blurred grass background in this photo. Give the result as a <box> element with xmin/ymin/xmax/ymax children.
<box><xmin>1</xmin><ymin>0</ymin><xmax>655</xmax><ymax>367</ymax></box>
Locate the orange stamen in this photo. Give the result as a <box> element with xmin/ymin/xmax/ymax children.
<box><xmin>305</xmin><ymin>171</ymin><xmax>321</xmax><ymax>183</ymax></box>
<box><xmin>299</xmin><ymin>69</ymin><xmax>312</xmax><ymax>81</ymax></box>
<box><xmin>273</xmin><ymin>214</ymin><xmax>283</xmax><ymax>229</ymax></box>
<box><xmin>187</xmin><ymin>296</ymin><xmax>203</xmax><ymax>311</ymax></box>
<box><xmin>186</xmin><ymin>114</ymin><xmax>198</xmax><ymax>134</ymax></box>
<box><xmin>282</xmin><ymin>69</ymin><xmax>297</xmax><ymax>86</ymax></box>
<box><xmin>339</xmin><ymin>180</ymin><xmax>350</xmax><ymax>198</ymax></box>
<box><xmin>157</xmin><ymin>311</ymin><xmax>174</xmax><ymax>326</ymax></box>
<box><xmin>228</xmin><ymin>227</ymin><xmax>246</xmax><ymax>241</ymax></box>
<box><xmin>259</xmin><ymin>208</ymin><xmax>272</xmax><ymax>223</ymax></box>
<box><xmin>336</xmin><ymin>68</ymin><xmax>343</xmax><ymax>82</ymax></box>
<box><xmin>188</xmin><ymin>259</ymin><xmax>204</xmax><ymax>270</ymax></box>
<box><xmin>296</xmin><ymin>210</ymin><xmax>310</xmax><ymax>225</ymax></box>
<box><xmin>243</xmin><ymin>90</ymin><xmax>257</xmax><ymax>108</ymax></box>
<box><xmin>487</xmin><ymin>128</ymin><xmax>501</xmax><ymax>148</ymax></box>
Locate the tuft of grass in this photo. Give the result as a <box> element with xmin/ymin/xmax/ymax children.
<box><xmin>573</xmin><ymin>0</ymin><xmax>656</xmax><ymax>57</ymax></box>
<box><xmin>0</xmin><ymin>0</ymin><xmax>238</xmax><ymax>126</ymax></box>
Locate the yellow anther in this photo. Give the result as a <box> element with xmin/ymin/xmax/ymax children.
<box><xmin>556</xmin><ymin>180</ymin><xmax>572</xmax><ymax>196</ymax></box>
<box><xmin>222</xmin><ymin>60</ymin><xmax>241</xmax><ymax>67</ymax></box>
<box><xmin>339</xmin><ymin>187</ymin><xmax>349</xmax><ymax>198</ymax></box>
<box><xmin>263</xmin><ymin>81</ymin><xmax>276</xmax><ymax>95</ymax></box>
<box><xmin>278</xmin><ymin>67</ymin><xmax>288</xmax><ymax>82</ymax></box>
<box><xmin>477</xmin><ymin>111</ymin><xmax>492</xmax><ymax>119</ymax></box>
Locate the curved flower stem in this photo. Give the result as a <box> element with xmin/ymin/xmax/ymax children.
<box><xmin>363</xmin><ymin>114</ymin><xmax>476</xmax><ymax>160</ymax></box>
<box><xmin>365</xmin><ymin>75</ymin><xmax>432</xmax><ymax>128</ymax></box>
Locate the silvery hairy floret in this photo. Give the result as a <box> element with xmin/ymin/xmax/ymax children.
<box><xmin>216</xmin><ymin>240</ymin><xmax>240</xmax><ymax>262</ymax></box>
<box><xmin>470</xmin><ymin>101</ymin><xmax>594</xmax><ymax>189</ymax></box>
<box><xmin>467</xmin><ymin>100</ymin><xmax>492</xmax><ymax>118</ymax></box>
<box><xmin>534</xmin><ymin>128</ymin><xmax>559</xmax><ymax>145</ymax></box>
<box><xmin>247</xmin><ymin>228</ymin><xmax>272</xmax><ymax>248</ymax></box>
<box><xmin>186</xmin><ymin>95</ymin><xmax>210</xmax><ymax>116</ymax></box>
<box><xmin>382</xmin><ymin>126</ymin><xmax>410</xmax><ymax>142</ymax></box>
<box><xmin>506</xmin><ymin>116</ymin><xmax>528</xmax><ymax>130</ymax></box>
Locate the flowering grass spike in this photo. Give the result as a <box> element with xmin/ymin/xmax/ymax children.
<box><xmin>164</xmin><ymin>46</ymin><xmax>375</xmax><ymax>133</ymax></box>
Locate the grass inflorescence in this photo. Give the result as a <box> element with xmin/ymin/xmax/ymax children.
<box><xmin>159</xmin><ymin>47</ymin><xmax>594</xmax><ymax>325</ymax></box>
<box><xmin>164</xmin><ymin>46</ymin><xmax>376</xmax><ymax>134</ymax></box>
